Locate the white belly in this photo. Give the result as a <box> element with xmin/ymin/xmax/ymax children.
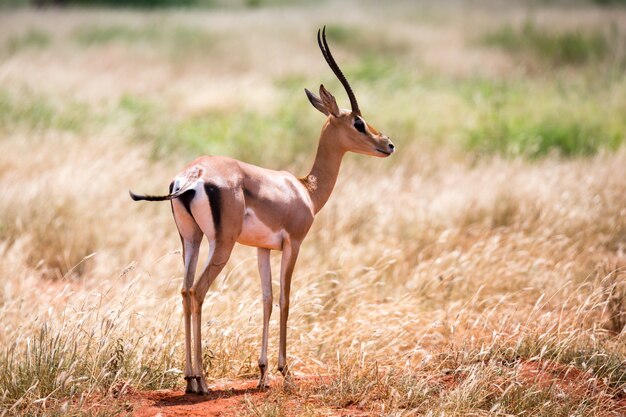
<box><xmin>237</xmin><ymin>208</ymin><xmax>284</xmax><ymax>250</ymax></box>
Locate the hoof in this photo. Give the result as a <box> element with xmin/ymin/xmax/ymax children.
<box><xmin>184</xmin><ymin>376</ymin><xmax>197</xmax><ymax>394</ymax></box>
<box><xmin>257</xmin><ymin>363</ymin><xmax>269</xmax><ymax>389</ymax></box>
<box><xmin>279</xmin><ymin>367</ymin><xmax>295</xmax><ymax>390</ymax></box>
<box><xmin>282</xmin><ymin>378</ymin><xmax>295</xmax><ymax>392</ymax></box>
<box><xmin>196</xmin><ymin>376</ymin><xmax>210</xmax><ymax>395</ymax></box>
<box><xmin>185</xmin><ymin>376</ymin><xmax>209</xmax><ymax>395</ymax></box>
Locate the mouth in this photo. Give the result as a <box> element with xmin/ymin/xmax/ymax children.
<box><xmin>376</xmin><ymin>148</ymin><xmax>392</xmax><ymax>156</ymax></box>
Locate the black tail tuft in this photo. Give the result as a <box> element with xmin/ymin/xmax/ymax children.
<box><xmin>129</xmin><ymin>190</ymin><xmax>176</xmax><ymax>202</ymax></box>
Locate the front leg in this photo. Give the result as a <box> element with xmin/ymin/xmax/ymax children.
<box><xmin>257</xmin><ymin>248</ymin><xmax>273</xmax><ymax>389</ymax></box>
<box><xmin>278</xmin><ymin>240</ymin><xmax>300</xmax><ymax>382</ymax></box>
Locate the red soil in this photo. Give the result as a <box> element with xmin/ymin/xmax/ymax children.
<box><xmin>125</xmin><ymin>362</ymin><xmax>626</xmax><ymax>416</ymax></box>
<box><xmin>518</xmin><ymin>360</ymin><xmax>626</xmax><ymax>413</ymax></box>
<box><xmin>131</xmin><ymin>380</ymin><xmax>262</xmax><ymax>417</ymax></box>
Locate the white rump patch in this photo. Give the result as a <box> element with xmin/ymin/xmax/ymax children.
<box><xmin>171</xmin><ymin>179</ymin><xmax>217</xmax><ymax>242</ymax></box>
<box><xmin>190</xmin><ymin>181</ymin><xmax>216</xmax><ymax>242</ymax></box>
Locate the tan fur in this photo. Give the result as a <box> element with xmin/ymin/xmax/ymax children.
<box><xmin>146</xmin><ymin>32</ymin><xmax>395</xmax><ymax>394</ymax></box>
<box><xmin>367</xmin><ymin>122</ymin><xmax>380</xmax><ymax>135</ymax></box>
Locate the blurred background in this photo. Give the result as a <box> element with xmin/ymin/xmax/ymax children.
<box><xmin>1</xmin><ymin>0</ymin><xmax>625</xmax><ymax>415</ymax></box>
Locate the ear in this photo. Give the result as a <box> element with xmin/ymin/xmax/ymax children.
<box><xmin>318</xmin><ymin>84</ymin><xmax>340</xmax><ymax>117</ymax></box>
<box><xmin>305</xmin><ymin>88</ymin><xmax>329</xmax><ymax>116</ymax></box>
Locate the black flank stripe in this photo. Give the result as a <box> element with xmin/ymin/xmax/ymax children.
<box><xmin>204</xmin><ymin>183</ymin><xmax>222</xmax><ymax>231</ymax></box>
<box><xmin>179</xmin><ymin>190</ymin><xmax>196</xmax><ymax>216</ymax></box>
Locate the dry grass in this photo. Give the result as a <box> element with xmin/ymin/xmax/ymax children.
<box><xmin>1</xmin><ymin>1</ymin><xmax>626</xmax><ymax>416</ymax></box>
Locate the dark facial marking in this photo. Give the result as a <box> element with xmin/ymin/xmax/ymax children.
<box><xmin>354</xmin><ymin>117</ymin><xmax>366</xmax><ymax>134</ymax></box>
<box><xmin>169</xmin><ymin>181</ymin><xmax>174</xmax><ymax>194</ymax></box>
<box><xmin>204</xmin><ymin>183</ymin><xmax>222</xmax><ymax>231</ymax></box>
<box><xmin>179</xmin><ymin>189</ymin><xmax>196</xmax><ymax>216</ymax></box>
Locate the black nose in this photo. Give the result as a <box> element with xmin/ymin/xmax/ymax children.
<box><xmin>389</xmin><ymin>143</ymin><xmax>395</xmax><ymax>150</ymax></box>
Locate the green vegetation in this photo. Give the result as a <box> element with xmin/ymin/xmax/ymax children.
<box><xmin>0</xmin><ymin>0</ymin><xmax>29</xmax><ymax>9</ymax></box>
<box><xmin>73</xmin><ymin>24</ymin><xmax>214</xmax><ymax>60</ymax></box>
<box><xmin>73</xmin><ymin>24</ymin><xmax>204</xmax><ymax>47</ymax></box>
<box><xmin>592</xmin><ymin>0</ymin><xmax>626</xmax><ymax>5</ymax></box>
<box><xmin>324</xmin><ymin>23</ymin><xmax>409</xmax><ymax>58</ymax></box>
<box><xmin>3</xmin><ymin>29</ymin><xmax>51</xmax><ymax>55</ymax></box>
<box><xmin>307</xmin><ymin>22</ymin><xmax>626</xmax><ymax>158</ymax></box>
<box><xmin>60</xmin><ymin>0</ymin><xmax>198</xmax><ymax>7</ymax></box>
<box><xmin>47</xmin><ymin>0</ymin><xmax>312</xmax><ymax>8</ymax></box>
<box><xmin>2</xmin><ymin>73</ymin><xmax>625</xmax><ymax>161</ymax></box>
<box><xmin>120</xmin><ymin>94</ymin><xmax>317</xmax><ymax>167</ymax></box>
<box><xmin>0</xmin><ymin>91</ymin><xmax>91</xmax><ymax>133</ymax></box>
<box><xmin>468</xmin><ymin>111</ymin><xmax>623</xmax><ymax>158</ymax></box>
<box><xmin>2</xmin><ymin>21</ymin><xmax>620</xmax><ymax>161</ymax></box>
<box><xmin>463</xmin><ymin>79</ymin><xmax>626</xmax><ymax>157</ymax></box>
<box><xmin>466</xmin><ymin>94</ymin><xmax>625</xmax><ymax>157</ymax></box>
<box><xmin>482</xmin><ymin>19</ymin><xmax>615</xmax><ymax>66</ymax></box>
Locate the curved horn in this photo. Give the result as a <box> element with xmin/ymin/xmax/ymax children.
<box><xmin>317</xmin><ymin>26</ymin><xmax>360</xmax><ymax>115</ymax></box>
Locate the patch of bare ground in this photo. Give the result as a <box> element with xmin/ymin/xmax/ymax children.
<box><xmin>516</xmin><ymin>360</ymin><xmax>626</xmax><ymax>414</ymax></box>
<box><xmin>124</xmin><ymin>363</ymin><xmax>626</xmax><ymax>417</ymax></box>
<box><xmin>129</xmin><ymin>376</ymin><xmax>335</xmax><ymax>417</ymax></box>
<box><xmin>131</xmin><ymin>383</ymin><xmax>261</xmax><ymax>417</ymax></box>
<box><xmin>129</xmin><ymin>387</ymin><xmax>368</xmax><ymax>416</ymax></box>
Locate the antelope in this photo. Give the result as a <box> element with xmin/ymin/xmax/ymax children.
<box><xmin>129</xmin><ymin>27</ymin><xmax>395</xmax><ymax>394</ymax></box>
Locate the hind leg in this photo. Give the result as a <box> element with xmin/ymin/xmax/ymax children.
<box><xmin>190</xmin><ymin>239</ymin><xmax>236</xmax><ymax>394</ymax></box>
<box><xmin>172</xmin><ymin>199</ymin><xmax>203</xmax><ymax>394</ymax></box>
<box><xmin>181</xmin><ymin>236</ymin><xmax>202</xmax><ymax>393</ymax></box>
<box><xmin>188</xmin><ymin>183</ymin><xmax>243</xmax><ymax>394</ymax></box>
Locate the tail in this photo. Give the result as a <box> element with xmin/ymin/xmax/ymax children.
<box><xmin>129</xmin><ymin>187</ymin><xmax>189</xmax><ymax>202</ymax></box>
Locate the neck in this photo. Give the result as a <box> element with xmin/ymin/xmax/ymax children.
<box><xmin>300</xmin><ymin>122</ymin><xmax>346</xmax><ymax>214</ymax></box>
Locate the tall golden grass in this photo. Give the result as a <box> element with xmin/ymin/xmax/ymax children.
<box><xmin>0</xmin><ymin>2</ymin><xmax>625</xmax><ymax>415</ymax></box>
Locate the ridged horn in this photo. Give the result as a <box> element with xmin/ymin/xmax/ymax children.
<box><xmin>317</xmin><ymin>26</ymin><xmax>360</xmax><ymax>115</ymax></box>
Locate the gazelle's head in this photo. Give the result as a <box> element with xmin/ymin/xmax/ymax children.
<box><xmin>305</xmin><ymin>27</ymin><xmax>395</xmax><ymax>158</ymax></box>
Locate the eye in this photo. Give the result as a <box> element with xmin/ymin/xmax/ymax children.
<box><xmin>353</xmin><ymin>117</ymin><xmax>366</xmax><ymax>134</ymax></box>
